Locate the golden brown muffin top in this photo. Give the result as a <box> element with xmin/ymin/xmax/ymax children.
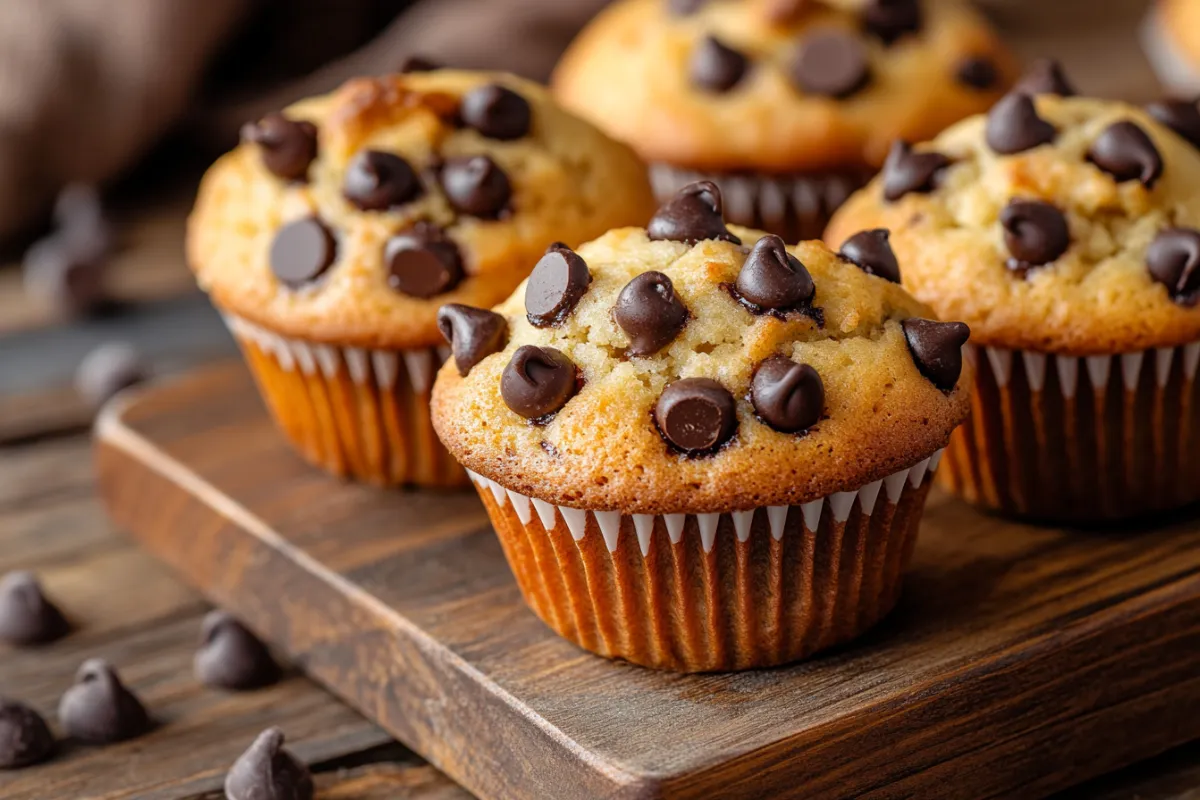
<box><xmin>1160</xmin><ymin>0</ymin><xmax>1200</xmax><ymax>70</ymax></box>
<box><xmin>187</xmin><ymin>71</ymin><xmax>657</xmax><ymax>350</ymax></box>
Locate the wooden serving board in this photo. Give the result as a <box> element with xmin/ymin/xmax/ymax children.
<box><xmin>94</xmin><ymin>362</ymin><xmax>1200</xmax><ymax>800</ymax></box>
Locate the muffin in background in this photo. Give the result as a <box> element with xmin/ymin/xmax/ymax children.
<box><xmin>1142</xmin><ymin>0</ymin><xmax>1200</xmax><ymax>97</ymax></box>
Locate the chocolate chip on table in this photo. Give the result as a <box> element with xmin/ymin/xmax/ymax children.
<box><xmin>1146</xmin><ymin>99</ymin><xmax>1200</xmax><ymax>150</ymax></box>
<box><xmin>614</xmin><ymin>271</ymin><xmax>689</xmax><ymax>355</ymax></box>
<box><xmin>194</xmin><ymin>611</ymin><xmax>281</xmax><ymax>691</ymax></box>
<box><xmin>241</xmin><ymin>114</ymin><xmax>318</xmax><ymax>182</ymax></box>
<box><xmin>1000</xmin><ymin>200</ymin><xmax>1070</xmax><ymax>274</ymax></box>
<box><xmin>75</xmin><ymin>342</ymin><xmax>148</xmax><ymax>409</ymax></box>
<box><xmin>440</xmin><ymin>155</ymin><xmax>512</xmax><ymax>218</ymax></box>
<box><xmin>902</xmin><ymin>318</ymin><xmax>970</xmax><ymax>392</ymax></box>
<box><xmin>501</xmin><ymin>346</ymin><xmax>579</xmax><ymax>420</ymax></box>
<box><xmin>881</xmin><ymin>141</ymin><xmax>950</xmax><ymax>202</ymax></box>
<box><xmin>460</xmin><ymin>84</ymin><xmax>532</xmax><ymax>140</ymax></box>
<box><xmin>791</xmin><ymin>30</ymin><xmax>871</xmax><ymax>98</ymax></box>
<box><xmin>955</xmin><ymin>55</ymin><xmax>999</xmax><ymax>90</ymax></box>
<box><xmin>225</xmin><ymin>728</ymin><xmax>313</xmax><ymax>800</ymax></box>
<box><xmin>0</xmin><ymin>699</ymin><xmax>54</xmax><ymax>769</ymax></box>
<box><xmin>1013</xmin><ymin>58</ymin><xmax>1076</xmax><ymax>97</ymax></box>
<box><xmin>58</xmin><ymin>659</ymin><xmax>150</xmax><ymax>744</ymax></box>
<box><xmin>525</xmin><ymin>245</ymin><xmax>591</xmax><ymax>327</ymax></box>
<box><xmin>667</xmin><ymin>0</ymin><xmax>706</xmax><ymax>15</ymax></box>
<box><xmin>399</xmin><ymin>55</ymin><xmax>440</xmax><ymax>73</ymax></box>
<box><xmin>647</xmin><ymin>181</ymin><xmax>740</xmax><ymax>245</ymax></box>
<box><xmin>1087</xmin><ymin>121</ymin><xmax>1163</xmax><ymax>188</ymax></box>
<box><xmin>735</xmin><ymin>235</ymin><xmax>815</xmax><ymax>310</ymax></box>
<box><xmin>838</xmin><ymin>228</ymin><xmax>901</xmax><ymax>283</ymax></box>
<box><xmin>385</xmin><ymin>223</ymin><xmax>463</xmax><ymax>298</ymax></box>
<box><xmin>862</xmin><ymin>0</ymin><xmax>922</xmax><ymax>45</ymax></box>
<box><xmin>1146</xmin><ymin>227</ymin><xmax>1200</xmax><ymax>305</ymax></box>
<box><xmin>690</xmin><ymin>36</ymin><xmax>749</xmax><ymax>94</ymax></box>
<box><xmin>986</xmin><ymin>93</ymin><xmax>1055</xmax><ymax>155</ymax></box>
<box><xmin>270</xmin><ymin>217</ymin><xmax>337</xmax><ymax>287</ymax></box>
<box><xmin>343</xmin><ymin>150</ymin><xmax>422</xmax><ymax>211</ymax></box>
<box><xmin>751</xmin><ymin>356</ymin><xmax>824</xmax><ymax>433</ymax></box>
<box><xmin>0</xmin><ymin>572</ymin><xmax>68</xmax><ymax>646</ymax></box>
<box><xmin>438</xmin><ymin>304</ymin><xmax>509</xmax><ymax>376</ymax></box>
<box><xmin>22</xmin><ymin>234</ymin><xmax>110</xmax><ymax>318</ymax></box>
<box><xmin>655</xmin><ymin>378</ymin><xmax>738</xmax><ymax>454</ymax></box>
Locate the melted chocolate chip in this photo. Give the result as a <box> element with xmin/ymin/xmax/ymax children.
<box><xmin>986</xmin><ymin>93</ymin><xmax>1055</xmax><ymax>155</ymax></box>
<box><xmin>525</xmin><ymin>246</ymin><xmax>591</xmax><ymax>327</ymax></box>
<box><xmin>838</xmin><ymin>228</ymin><xmax>900</xmax><ymax>283</ymax></box>
<box><xmin>735</xmin><ymin>235</ymin><xmax>815</xmax><ymax>309</ymax></box>
<box><xmin>690</xmin><ymin>36</ymin><xmax>749</xmax><ymax>94</ymax></box>
<box><xmin>862</xmin><ymin>0</ymin><xmax>922</xmax><ymax>45</ymax></box>
<box><xmin>225</xmin><ymin>728</ymin><xmax>313</xmax><ymax>800</ymax></box>
<box><xmin>956</xmin><ymin>55</ymin><xmax>999</xmax><ymax>90</ymax></box>
<box><xmin>194</xmin><ymin>611</ymin><xmax>281</xmax><ymax>691</ymax></box>
<box><xmin>501</xmin><ymin>346</ymin><xmax>578</xmax><ymax>420</ymax></box>
<box><xmin>241</xmin><ymin>114</ymin><xmax>318</xmax><ymax>182</ymax></box>
<box><xmin>270</xmin><ymin>217</ymin><xmax>337</xmax><ymax>287</ymax></box>
<box><xmin>385</xmin><ymin>223</ymin><xmax>463</xmax><ymax>298</ymax></box>
<box><xmin>614</xmin><ymin>272</ymin><xmax>689</xmax><ymax>355</ymax></box>
<box><xmin>437</xmin><ymin>304</ymin><xmax>509</xmax><ymax>375</ymax></box>
<box><xmin>882</xmin><ymin>141</ymin><xmax>950</xmax><ymax>202</ymax></box>
<box><xmin>343</xmin><ymin>150</ymin><xmax>421</xmax><ymax>211</ymax></box>
<box><xmin>0</xmin><ymin>699</ymin><xmax>54</xmax><ymax>768</ymax></box>
<box><xmin>1013</xmin><ymin>58</ymin><xmax>1076</xmax><ymax>97</ymax></box>
<box><xmin>902</xmin><ymin>318</ymin><xmax>970</xmax><ymax>391</ymax></box>
<box><xmin>58</xmin><ymin>659</ymin><xmax>150</xmax><ymax>744</ymax></box>
<box><xmin>1087</xmin><ymin>121</ymin><xmax>1163</xmax><ymax>188</ymax></box>
<box><xmin>399</xmin><ymin>55</ymin><xmax>440</xmax><ymax>73</ymax></box>
<box><xmin>1146</xmin><ymin>99</ymin><xmax>1200</xmax><ymax>150</ymax></box>
<box><xmin>667</xmin><ymin>0</ymin><xmax>706</xmax><ymax>14</ymax></box>
<box><xmin>0</xmin><ymin>571</ymin><xmax>68</xmax><ymax>645</ymax></box>
<box><xmin>655</xmin><ymin>378</ymin><xmax>737</xmax><ymax>454</ymax></box>
<box><xmin>440</xmin><ymin>156</ymin><xmax>512</xmax><ymax>218</ymax></box>
<box><xmin>791</xmin><ymin>31</ymin><xmax>871</xmax><ymax>98</ymax></box>
<box><xmin>1146</xmin><ymin>227</ymin><xmax>1200</xmax><ymax>305</ymax></box>
<box><xmin>751</xmin><ymin>356</ymin><xmax>824</xmax><ymax>433</ymax></box>
<box><xmin>460</xmin><ymin>84</ymin><xmax>531</xmax><ymax>140</ymax></box>
<box><xmin>647</xmin><ymin>181</ymin><xmax>740</xmax><ymax>245</ymax></box>
<box><xmin>1000</xmin><ymin>200</ymin><xmax>1070</xmax><ymax>273</ymax></box>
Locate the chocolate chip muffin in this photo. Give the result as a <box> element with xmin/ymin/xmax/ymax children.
<box><xmin>1143</xmin><ymin>0</ymin><xmax>1200</xmax><ymax>97</ymax></box>
<box><xmin>188</xmin><ymin>70</ymin><xmax>656</xmax><ymax>487</ymax></box>
<box><xmin>827</xmin><ymin>87</ymin><xmax>1200</xmax><ymax>521</ymax></box>
<box><xmin>551</xmin><ymin>0</ymin><xmax>1015</xmax><ymax>244</ymax></box>
<box><xmin>431</xmin><ymin>182</ymin><xmax>972</xmax><ymax>671</ymax></box>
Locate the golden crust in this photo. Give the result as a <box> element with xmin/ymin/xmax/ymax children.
<box><xmin>551</xmin><ymin>0</ymin><xmax>1015</xmax><ymax>173</ymax></box>
<box><xmin>1162</xmin><ymin>0</ymin><xmax>1200</xmax><ymax>69</ymax></box>
<box><xmin>187</xmin><ymin>72</ymin><xmax>657</xmax><ymax>350</ymax></box>
<box><xmin>431</xmin><ymin>226</ymin><xmax>972</xmax><ymax>514</ymax></box>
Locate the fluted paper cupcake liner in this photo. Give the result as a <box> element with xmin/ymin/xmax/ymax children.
<box><xmin>1141</xmin><ymin>7</ymin><xmax>1200</xmax><ymax>97</ymax></box>
<box><xmin>940</xmin><ymin>342</ymin><xmax>1200</xmax><ymax>521</ymax></box>
<box><xmin>221</xmin><ymin>312</ymin><xmax>466</xmax><ymax>487</ymax></box>
<box><xmin>468</xmin><ymin>452</ymin><xmax>942</xmax><ymax>672</ymax></box>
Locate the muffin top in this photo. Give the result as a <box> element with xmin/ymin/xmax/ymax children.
<box><xmin>431</xmin><ymin>182</ymin><xmax>972</xmax><ymax>514</ymax></box>
<box><xmin>187</xmin><ymin>71</ymin><xmax>657</xmax><ymax>350</ymax></box>
<box><xmin>826</xmin><ymin>90</ymin><xmax>1200</xmax><ymax>354</ymax></box>
<box><xmin>550</xmin><ymin>0</ymin><xmax>1015</xmax><ymax>174</ymax></box>
<box><xmin>1160</xmin><ymin>0</ymin><xmax>1200</xmax><ymax>68</ymax></box>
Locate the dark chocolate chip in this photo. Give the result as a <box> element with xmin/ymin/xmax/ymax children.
<box><xmin>545</xmin><ymin>241</ymin><xmax>569</xmax><ymax>253</ymax></box>
<box><xmin>791</xmin><ymin>30</ymin><xmax>871</xmax><ymax>98</ymax></box>
<box><xmin>0</xmin><ymin>572</ymin><xmax>68</xmax><ymax>646</ymax></box>
<box><xmin>655</xmin><ymin>378</ymin><xmax>738</xmax><ymax>453</ymax></box>
<box><xmin>501</xmin><ymin>346</ymin><xmax>579</xmax><ymax>420</ymax></box>
<box><xmin>343</xmin><ymin>150</ymin><xmax>422</xmax><ymax>211</ymax></box>
<box><xmin>1013</xmin><ymin>58</ymin><xmax>1076</xmax><ymax>97</ymax></box>
<box><xmin>241</xmin><ymin>114</ymin><xmax>318</xmax><ymax>182</ymax></box>
<box><xmin>75</xmin><ymin>342</ymin><xmax>148</xmax><ymax>409</ymax></box>
<box><xmin>525</xmin><ymin>246</ymin><xmax>591</xmax><ymax>327</ymax></box>
<box><xmin>461</xmin><ymin>84</ymin><xmax>532</xmax><ymax>140</ymax></box>
<box><xmin>194</xmin><ymin>611</ymin><xmax>281</xmax><ymax>691</ymax></box>
<box><xmin>1146</xmin><ymin>227</ymin><xmax>1200</xmax><ymax>305</ymax></box>
<box><xmin>385</xmin><ymin>223</ymin><xmax>463</xmax><ymax>298</ymax></box>
<box><xmin>1000</xmin><ymin>199</ymin><xmax>1070</xmax><ymax>272</ymax></box>
<box><xmin>862</xmin><ymin>0</ymin><xmax>922</xmax><ymax>45</ymax></box>
<box><xmin>58</xmin><ymin>659</ymin><xmax>150</xmax><ymax>744</ymax></box>
<box><xmin>882</xmin><ymin>140</ymin><xmax>950</xmax><ymax>202</ymax></box>
<box><xmin>986</xmin><ymin>92</ymin><xmax>1055</xmax><ymax>155</ymax></box>
<box><xmin>614</xmin><ymin>271</ymin><xmax>689</xmax><ymax>355</ymax></box>
<box><xmin>1087</xmin><ymin>121</ymin><xmax>1163</xmax><ymax>188</ymax></box>
<box><xmin>22</xmin><ymin>234</ymin><xmax>110</xmax><ymax>318</ymax></box>
<box><xmin>225</xmin><ymin>728</ymin><xmax>313</xmax><ymax>800</ymax></box>
<box><xmin>955</xmin><ymin>55</ymin><xmax>999</xmax><ymax>90</ymax></box>
<box><xmin>690</xmin><ymin>36</ymin><xmax>749</xmax><ymax>94</ymax></box>
<box><xmin>440</xmin><ymin>156</ymin><xmax>512</xmax><ymax>218</ymax></box>
<box><xmin>902</xmin><ymin>318</ymin><xmax>970</xmax><ymax>391</ymax></box>
<box><xmin>270</xmin><ymin>217</ymin><xmax>337</xmax><ymax>287</ymax></box>
<box><xmin>437</xmin><ymin>304</ymin><xmax>509</xmax><ymax>375</ymax></box>
<box><xmin>399</xmin><ymin>55</ymin><xmax>440</xmax><ymax>73</ymax></box>
<box><xmin>0</xmin><ymin>698</ymin><xmax>54</xmax><ymax>769</ymax></box>
<box><xmin>751</xmin><ymin>356</ymin><xmax>824</xmax><ymax>433</ymax></box>
<box><xmin>1146</xmin><ymin>99</ymin><xmax>1200</xmax><ymax>150</ymax></box>
<box><xmin>735</xmin><ymin>234</ymin><xmax>815</xmax><ymax>309</ymax></box>
<box><xmin>838</xmin><ymin>228</ymin><xmax>901</xmax><ymax>283</ymax></box>
<box><xmin>647</xmin><ymin>180</ymin><xmax>740</xmax><ymax>245</ymax></box>
<box><xmin>667</xmin><ymin>0</ymin><xmax>706</xmax><ymax>15</ymax></box>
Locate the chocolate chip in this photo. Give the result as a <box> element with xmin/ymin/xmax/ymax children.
<box><xmin>501</xmin><ymin>346</ymin><xmax>579</xmax><ymax>420</ymax></box>
<box><xmin>690</xmin><ymin>36</ymin><xmax>749</xmax><ymax>93</ymax></box>
<box><xmin>986</xmin><ymin>93</ymin><xmax>1055</xmax><ymax>155</ymax></box>
<box><xmin>647</xmin><ymin>181</ymin><xmax>740</xmax><ymax>245</ymax></box>
<box><xmin>194</xmin><ymin>611</ymin><xmax>281</xmax><ymax>691</ymax></box>
<box><xmin>460</xmin><ymin>84</ymin><xmax>532</xmax><ymax>140</ymax></box>
<box><xmin>0</xmin><ymin>699</ymin><xmax>54</xmax><ymax>769</ymax></box>
<box><xmin>241</xmin><ymin>114</ymin><xmax>318</xmax><ymax>182</ymax></box>
<box><xmin>343</xmin><ymin>150</ymin><xmax>422</xmax><ymax>211</ymax></box>
<box><xmin>437</xmin><ymin>304</ymin><xmax>509</xmax><ymax>375</ymax></box>
<box><xmin>1088</xmin><ymin>121</ymin><xmax>1163</xmax><ymax>188</ymax></box>
<box><xmin>225</xmin><ymin>728</ymin><xmax>313</xmax><ymax>800</ymax></box>
<box><xmin>385</xmin><ymin>223</ymin><xmax>463</xmax><ymax>298</ymax></box>
<box><xmin>882</xmin><ymin>140</ymin><xmax>950</xmax><ymax>202</ymax></box>
<box><xmin>902</xmin><ymin>318</ymin><xmax>970</xmax><ymax>391</ymax></box>
<box><xmin>791</xmin><ymin>31</ymin><xmax>871</xmax><ymax>98</ymax></box>
<box><xmin>862</xmin><ymin>0</ymin><xmax>922</xmax><ymax>45</ymax></box>
<box><xmin>525</xmin><ymin>246</ymin><xmax>591</xmax><ymax>327</ymax></box>
<box><xmin>1013</xmin><ymin>58</ymin><xmax>1076</xmax><ymax>97</ymax></box>
<box><xmin>1146</xmin><ymin>227</ymin><xmax>1200</xmax><ymax>305</ymax></box>
<box><xmin>23</xmin><ymin>234</ymin><xmax>110</xmax><ymax>318</ymax></box>
<box><xmin>75</xmin><ymin>342</ymin><xmax>148</xmax><ymax>408</ymax></box>
<box><xmin>956</xmin><ymin>55</ymin><xmax>999</xmax><ymax>90</ymax></box>
<box><xmin>614</xmin><ymin>272</ymin><xmax>689</xmax><ymax>355</ymax></box>
<box><xmin>1146</xmin><ymin>99</ymin><xmax>1200</xmax><ymax>150</ymax></box>
<box><xmin>667</xmin><ymin>0</ymin><xmax>705</xmax><ymax>14</ymax></box>
<box><xmin>440</xmin><ymin>156</ymin><xmax>512</xmax><ymax>218</ymax></box>
<box><xmin>58</xmin><ymin>659</ymin><xmax>150</xmax><ymax>744</ymax></box>
<box><xmin>0</xmin><ymin>572</ymin><xmax>68</xmax><ymax>645</ymax></box>
<box><xmin>838</xmin><ymin>228</ymin><xmax>901</xmax><ymax>283</ymax></box>
<box><xmin>399</xmin><ymin>55</ymin><xmax>440</xmax><ymax>73</ymax></box>
<box><xmin>751</xmin><ymin>356</ymin><xmax>824</xmax><ymax>433</ymax></box>
<box><xmin>1000</xmin><ymin>200</ymin><xmax>1070</xmax><ymax>273</ymax></box>
<box><xmin>270</xmin><ymin>217</ymin><xmax>337</xmax><ymax>287</ymax></box>
<box><xmin>655</xmin><ymin>378</ymin><xmax>737</xmax><ymax>453</ymax></box>
<box><xmin>736</xmin><ymin>234</ymin><xmax>815</xmax><ymax>309</ymax></box>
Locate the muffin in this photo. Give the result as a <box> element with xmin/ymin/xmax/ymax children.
<box><xmin>188</xmin><ymin>70</ymin><xmax>656</xmax><ymax>487</ymax></box>
<box><xmin>551</xmin><ymin>0</ymin><xmax>1016</xmax><ymax>243</ymax></box>
<box><xmin>431</xmin><ymin>182</ymin><xmax>972</xmax><ymax>671</ymax></box>
<box><xmin>827</xmin><ymin>89</ymin><xmax>1200</xmax><ymax>521</ymax></box>
<box><xmin>1143</xmin><ymin>0</ymin><xmax>1200</xmax><ymax>97</ymax></box>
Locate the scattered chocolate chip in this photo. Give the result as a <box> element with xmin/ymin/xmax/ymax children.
<box><xmin>58</xmin><ymin>659</ymin><xmax>150</xmax><ymax>744</ymax></box>
<box><xmin>1000</xmin><ymin>200</ymin><xmax>1070</xmax><ymax>273</ymax></box>
<box><xmin>751</xmin><ymin>356</ymin><xmax>824</xmax><ymax>433</ymax></box>
<box><xmin>1087</xmin><ymin>121</ymin><xmax>1163</xmax><ymax>188</ymax></box>
<box><xmin>882</xmin><ymin>141</ymin><xmax>950</xmax><ymax>202</ymax></box>
<box><xmin>735</xmin><ymin>235</ymin><xmax>815</xmax><ymax>309</ymax></box>
<box><xmin>0</xmin><ymin>572</ymin><xmax>68</xmax><ymax>646</ymax></box>
<box><xmin>655</xmin><ymin>378</ymin><xmax>737</xmax><ymax>454</ymax></box>
<box><xmin>791</xmin><ymin>30</ymin><xmax>871</xmax><ymax>98</ymax></box>
<box><xmin>614</xmin><ymin>272</ymin><xmax>689</xmax><ymax>355</ymax></box>
<box><xmin>1146</xmin><ymin>99</ymin><xmax>1200</xmax><ymax>150</ymax></box>
<box><xmin>225</xmin><ymin>728</ymin><xmax>313</xmax><ymax>800</ymax></box>
<box><xmin>690</xmin><ymin>36</ymin><xmax>749</xmax><ymax>94</ymax></box>
<box><xmin>647</xmin><ymin>181</ymin><xmax>740</xmax><ymax>245</ymax></box>
<box><xmin>440</xmin><ymin>156</ymin><xmax>512</xmax><ymax>218</ymax></box>
<box><xmin>838</xmin><ymin>228</ymin><xmax>900</xmax><ymax>283</ymax></box>
<box><xmin>75</xmin><ymin>342</ymin><xmax>148</xmax><ymax>408</ymax></box>
<box><xmin>385</xmin><ymin>223</ymin><xmax>463</xmax><ymax>298</ymax></box>
<box><xmin>194</xmin><ymin>611</ymin><xmax>281</xmax><ymax>691</ymax></box>
<box><xmin>667</xmin><ymin>0</ymin><xmax>705</xmax><ymax>14</ymax></box>
<box><xmin>1014</xmin><ymin>58</ymin><xmax>1076</xmax><ymax>97</ymax></box>
<box><xmin>270</xmin><ymin>217</ymin><xmax>337</xmax><ymax>287</ymax></box>
<box><xmin>0</xmin><ymin>699</ymin><xmax>54</xmax><ymax>769</ymax></box>
<box><xmin>501</xmin><ymin>346</ymin><xmax>579</xmax><ymax>420</ymax></box>
<box><xmin>986</xmin><ymin>92</ymin><xmax>1055</xmax><ymax>155</ymax></box>
<box><xmin>956</xmin><ymin>55</ymin><xmax>999</xmax><ymax>90</ymax></box>
<box><xmin>399</xmin><ymin>55</ymin><xmax>440</xmax><ymax>73</ymax></box>
<box><xmin>863</xmin><ymin>0</ymin><xmax>922</xmax><ymax>44</ymax></box>
<box><xmin>1146</xmin><ymin>227</ymin><xmax>1200</xmax><ymax>305</ymax></box>
<box><xmin>525</xmin><ymin>246</ymin><xmax>591</xmax><ymax>327</ymax></box>
<box><xmin>460</xmin><ymin>84</ymin><xmax>532</xmax><ymax>140</ymax></box>
<box><xmin>343</xmin><ymin>150</ymin><xmax>422</xmax><ymax>211</ymax></box>
<box><xmin>241</xmin><ymin>114</ymin><xmax>318</xmax><ymax>182</ymax></box>
<box><xmin>437</xmin><ymin>304</ymin><xmax>509</xmax><ymax>375</ymax></box>
<box><xmin>22</xmin><ymin>234</ymin><xmax>110</xmax><ymax>318</ymax></box>
<box><xmin>902</xmin><ymin>318</ymin><xmax>970</xmax><ymax>391</ymax></box>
